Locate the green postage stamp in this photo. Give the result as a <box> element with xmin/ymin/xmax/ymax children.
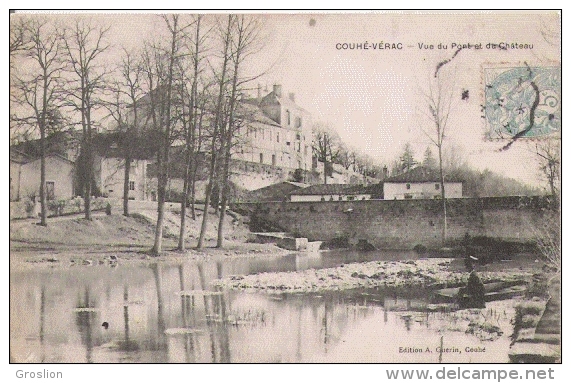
<box><xmin>483</xmin><ymin>64</ymin><xmax>561</xmax><ymax>140</ymax></box>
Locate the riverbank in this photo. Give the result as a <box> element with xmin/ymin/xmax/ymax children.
<box><xmin>10</xmin><ymin>208</ymin><xmax>289</xmax><ymax>269</ymax></box>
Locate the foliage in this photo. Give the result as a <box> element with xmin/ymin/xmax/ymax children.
<box><xmin>534</xmin><ymin>139</ymin><xmax>560</xmax><ymax>196</ymax></box>
<box><xmin>423</xmin><ymin>146</ymin><xmax>437</xmax><ymax>169</ymax></box>
<box><xmin>292</xmin><ymin>168</ymin><xmax>304</xmax><ymax>183</ymax></box>
<box><xmin>532</xmin><ymin>209</ymin><xmax>561</xmax><ymax>272</ymax></box>
<box><xmin>399</xmin><ymin>142</ymin><xmax>418</xmax><ymax>173</ymax></box>
<box><xmin>47</xmin><ymin>199</ymin><xmax>67</xmax><ymax>216</ymax></box>
<box><xmin>448</xmin><ymin>166</ymin><xmax>541</xmax><ymax>197</ymax></box>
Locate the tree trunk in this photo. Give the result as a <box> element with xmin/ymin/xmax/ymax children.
<box><xmin>152</xmin><ymin>184</ymin><xmax>166</xmax><ymax>255</ymax></box>
<box><xmin>39</xmin><ymin>70</ymin><xmax>49</xmax><ymax>226</ymax></box>
<box><xmin>216</xmin><ymin>143</ymin><xmax>232</xmax><ymax>248</ymax></box>
<box><xmin>178</xmin><ymin>149</ymin><xmax>191</xmax><ymax>251</ymax></box>
<box><xmin>197</xmin><ymin>15</ymin><xmax>232</xmax><ymax>249</ymax></box>
<box><xmin>39</xmin><ymin>130</ymin><xmax>47</xmax><ymax>226</ymax></box>
<box><xmin>190</xmin><ymin>166</ymin><xmax>197</xmax><ymax>220</ymax></box>
<box><xmin>152</xmin><ymin>15</ymin><xmax>178</xmax><ymax>255</ymax></box>
<box><xmin>123</xmin><ymin>155</ymin><xmax>131</xmax><ymax>216</ymax></box>
<box><xmin>84</xmin><ymin>143</ymin><xmax>92</xmax><ymax>221</ymax></box>
<box><xmin>84</xmin><ymin>106</ymin><xmax>93</xmax><ymax>221</ymax></box>
<box><xmin>197</xmin><ymin>151</ymin><xmax>216</xmax><ymax>249</ymax></box>
<box><xmin>152</xmin><ymin>150</ymin><xmax>166</xmax><ymax>255</ymax></box>
<box><xmin>438</xmin><ymin>143</ymin><xmax>447</xmax><ymax>245</ymax></box>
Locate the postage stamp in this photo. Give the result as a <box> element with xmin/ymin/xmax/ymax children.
<box><xmin>482</xmin><ymin>63</ymin><xmax>561</xmax><ymax>140</ymax></box>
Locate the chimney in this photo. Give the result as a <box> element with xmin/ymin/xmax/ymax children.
<box><xmin>273</xmin><ymin>84</ymin><xmax>282</xmax><ymax>98</ymax></box>
<box><xmin>257</xmin><ymin>84</ymin><xmax>262</xmax><ymax>103</ymax></box>
<box><xmin>288</xmin><ymin>92</ymin><xmax>295</xmax><ymax>102</ymax></box>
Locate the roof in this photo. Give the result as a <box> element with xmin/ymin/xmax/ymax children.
<box><xmin>237</xmin><ymin>101</ymin><xmax>281</xmax><ymax>127</ymax></box>
<box><xmin>10</xmin><ymin>130</ymin><xmax>80</xmax><ymax>161</ymax></box>
<box><xmin>9</xmin><ymin>149</ymin><xmax>31</xmax><ymax>164</ymax></box>
<box><xmin>10</xmin><ymin>150</ymin><xmax>74</xmax><ymax>165</ymax></box>
<box><xmin>261</xmin><ymin>90</ymin><xmax>309</xmax><ymax>114</ymax></box>
<box><xmin>290</xmin><ymin>183</ymin><xmax>371</xmax><ymax>196</ymax></box>
<box><xmin>240</xmin><ymin>181</ymin><xmax>308</xmax><ymax>202</ymax></box>
<box><xmin>384</xmin><ymin>166</ymin><xmax>463</xmax><ymax>183</ymax></box>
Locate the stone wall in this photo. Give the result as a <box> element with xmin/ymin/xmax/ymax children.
<box><xmin>235</xmin><ymin>196</ymin><xmax>554</xmax><ymax>249</ymax></box>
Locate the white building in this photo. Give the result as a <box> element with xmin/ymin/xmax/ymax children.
<box><xmin>289</xmin><ymin>184</ymin><xmax>372</xmax><ymax>202</ymax></box>
<box><xmin>235</xmin><ymin>84</ymin><xmax>312</xmax><ymax>171</ymax></box>
<box><xmin>94</xmin><ymin>155</ymin><xmax>148</xmax><ymax>201</ymax></box>
<box><xmin>10</xmin><ymin>150</ymin><xmax>75</xmax><ymax>201</ymax></box>
<box><xmin>383</xmin><ymin>166</ymin><xmax>463</xmax><ymax>200</ymax></box>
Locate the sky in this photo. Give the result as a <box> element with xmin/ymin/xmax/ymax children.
<box><xmin>9</xmin><ymin>11</ymin><xmax>561</xmax><ymax>188</ymax></box>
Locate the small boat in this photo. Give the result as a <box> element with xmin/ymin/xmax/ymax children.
<box><xmin>432</xmin><ymin>280</ymin><xmax>527</xmax><ymax>304</ymax></box>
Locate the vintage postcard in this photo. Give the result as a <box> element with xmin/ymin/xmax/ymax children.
<box><xmin>9</xmin><ymin>10</ymin><xmax>560</xmax><ymax>368</ymax></box>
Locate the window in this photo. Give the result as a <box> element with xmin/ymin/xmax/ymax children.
<box><xmin>277</xmin><ymin>132</ymin><xmax>280</xmax><ymax>142</ymax></box>
<box><xmin>129</xmin><ymin>181</ymin><xmax>135</xmax><ymax>191</ymax></box>
<box><xmin>259</xmin><ymin>153</ymin><xmax>264</xmax><ymax>164</ymax></box>
<box><xmin>45</xmin><ymin>181</ymin><xmax>55</xmax><ymax>200</ymax></box>
<box><xmin>296</xmin><ymin>133</ymin><xmax>301</xmax><ymax>140</ymax></box>
<box><xmin>406</xmin><ymin>183</ymin><xmax>411</xmax><ymax>190</ymax></box>
<box><xmin>295</xmin><ymin>116</ymin><xmax>302</xmax><ymax>128</ymax></box>
<box><xmin>286</xmin><ymin>110</ymin><xmax>291</xmax><ymax>125</ymax></box>
<box><xmin>304</xmin><ymin>145</ymin><xmax>308</xmax><ymax>156</ymax></box>
<box><xmin>435</xmin><ymin>183</ymin><xmax>440</xmax><ymax>190</ymax></box>
<box><xmin>272</xmin><ymin>154</ymin><xmax>276</xmax><ymax>166</ymax></box>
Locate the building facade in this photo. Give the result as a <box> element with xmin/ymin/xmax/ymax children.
<box><xmin>235</xmin><ymin>84</ymin><xmax>313</xmax><ymax>171</ymax></box>
<box><xmin>94</xmin><ymin>155</ymin><xmax>148</xmax><ymax>201</ymax></box>
<box><xmin>383</xmin><ymin>166</ymin><xmax>463</xmax><ymax>200</ymax></box>
<box><xmin>10</xmin><ymin>151</ymin><xmax>75</xmax><ymax>201</ymax></box>
<box><xmin>289</xmin><ymin>184</ymin><xmax>372</xmax><ymax>202</ymax></box>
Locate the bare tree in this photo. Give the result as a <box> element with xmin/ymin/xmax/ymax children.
<box><xmin>534</xmin><ymin>139</ymin><xmax>560</xmax><ymax>197</ymax></box>
<box><xmin>105</xmin><ymin>49</ymin><xmax>146</xmax><ymax>217</ymax></box>
<box><xmin>10</xmin><ymin>16</ymin><xmax>31</xmax><ymax>65</ymax></box>
<box><xmin>62</xmin><ymin>17</ymin><xmax>110</xmax><ymax>220</ymax></box>
<box><xmin>144</xmin><ymin>15</ymin><xmax>193</xmax><ymax>255</ymax></box>
<box><xmin>312</xmin><ymin>122</ymin><xmax>341</xmax><ymax>184</ymax></box>
<box><xmin>197</xmin><ymin>15</ymin><xmax>233</xmax><ymax>250</ymax></box>
<box><xmin>337</xmin><ymin>143</ymin><xmax>357</xmax><ymax>171</ymax></box>
<box><xmin>11</xmin><ymin>17</ymin><xmax>66</xmax><ymax>226</ymax></box>
<box><xmin>215</xmin><ymin>15</ymin><xmax>265</xmax><ymax>249</ymax></box>
<box><xmin>418</xmin><ymin>70</ymin><xmax>457</xmax><ymax>244</ymax></box>
<box><xmin>177</xmin><ymin>15</ymin><xmax>209</xmax><ymax>251</ymax></box>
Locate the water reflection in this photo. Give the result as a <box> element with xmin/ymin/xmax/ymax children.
<box><xmin>10</xmin><ymin>251</ymin><xmax>517</xmax><ymax>363</ymax></box>
<box><xmin>74</xmin><ymin>287</ymin><xmax>96</xmax><ymax>363</ymax></box>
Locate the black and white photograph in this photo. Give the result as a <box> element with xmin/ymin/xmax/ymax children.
<box><xmin>9</xmin><ymin>10</ymin><xmax>561</xmax><ymax>367</ymax></box>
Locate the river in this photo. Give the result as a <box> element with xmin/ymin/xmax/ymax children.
<box><xmin>10</xmin><ymin>250</ymin><xmax>526</xmax><ymax>363</ymax></box>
